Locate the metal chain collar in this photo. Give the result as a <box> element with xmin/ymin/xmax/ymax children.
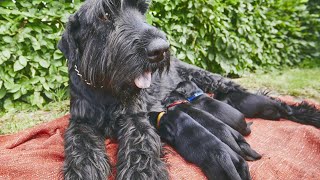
<box><xmin>74</xmin><ymin>65</ymin><xmax>104</xmax><ymax>88</ymax></box>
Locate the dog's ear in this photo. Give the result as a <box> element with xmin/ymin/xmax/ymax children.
<box><xmin>58</xmin><ymin>14</ymin><xmax>80</xmax><ymax>62</ymax></box>
<box><xmin>138</xmin><ymin>0</ymin><xmax>150</xmax><ymax>14</ymax></box>
<box><xmin>175</xmin><ymin>86</ymin><xmax>187</xmax><ymax>96</ymax></box>
<box><xmin>58</xmin><ymin>32</ymin><xmax>70</xmax><ymax>60</ymax></box>
<box><xmin>123</xmin><ymin>0</ymin><xmax>150</xmax><ymax>14</ymax></box>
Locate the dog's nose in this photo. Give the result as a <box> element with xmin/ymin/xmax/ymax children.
<box><xmin>147</xmin><ymin>38</ymin><xmax>169</xmax><ymax>62</ymax></box>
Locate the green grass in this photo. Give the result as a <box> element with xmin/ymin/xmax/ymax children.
<box><xmin>0</xmin><ymin>100</ymin><xmax>69</xmax><ymax>135</ymax></box>
<box><xmin>234</xmin><ymin>67</ymin><xmax>320</xmax><ymax>102</ymax></box>
<box><xmin>0</xmin><ymin>67</ymin><xmax>319</xmax><ymax>135</ymax></box>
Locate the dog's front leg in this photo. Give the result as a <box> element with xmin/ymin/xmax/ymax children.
<box><xmin>63</xmin><ymin>121</ymin><xmax>110</xmax><ymax>180</ymax></box>
<box><xmin>116</xmin><ymin>113</ymin><xmax>168</xmax><ymax>180</ymax></box>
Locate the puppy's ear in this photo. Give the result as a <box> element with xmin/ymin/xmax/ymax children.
<box><xmin>58</xmin><ymin>14</ymin><xmax>80</xmax><ymax>62</ymax></box>
<box><xmin>174</xmin><ymin>86</ymin><xmax>187</xmax><ymax>96</ymax></box>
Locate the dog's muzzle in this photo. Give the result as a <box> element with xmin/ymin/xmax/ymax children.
<box><xmin>147</xmin><ymin>38</ymin><xmax>170</xmax><ymax>63</ymax></box>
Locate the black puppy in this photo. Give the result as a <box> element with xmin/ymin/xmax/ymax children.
<box><xmin>148</xmin><ymin>110</ymin><xmax>250</xmax><ymax>180</ymax></box>
<box><xmin>215</xmin><ymin>88</ymin><xmax>320</xmax><ymax>128</ymax></box>
<box><xmin>174</xmin><ymin>81</ymin><xmax>252</xmax><ymax>135</ymax></box>
<box><xmin>162</xmin><ymin>91</ymin><xmax>262</xmax><ymax>161</ymax></box>
<box><xmin>217</xmin><ymin>90</ymin><xmax>290</xmax><ymax>120</ymax></box>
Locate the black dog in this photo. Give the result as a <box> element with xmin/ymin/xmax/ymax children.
<box><xmin>148</xmin><ymin>110</ymin><xmax>250</xmax><ymax>180</ymax></box>
<box><xmin>162</xmin><ymin>90</ymin><xmax>262</xmax><ymax>161</ymax></box>
<box><xmin>58</xmin><ymin>0</ymin><xmax>320</xmax><ymax>179</ymax></box>
<box><xmin>174</xmin><ymin>81</ymin><xmax>252</xmax><ymax>135</ymax></box>
<box><xmin>218</xmin><ymin>90</ymin><xmax>320</xmax><ymax>127</ymax></box>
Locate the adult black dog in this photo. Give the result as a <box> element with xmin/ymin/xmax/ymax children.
<box><xmin>148</xmin><ymin>110</ymin><xmax>250</xmax><ymax>180</ymax></box>
<box><xmin>173</xmin><ymin>81</ymin><xmax>252</xmax><ymax>136</ymax></box>
<box><xmin>58</xmin><ymin>0</ymin><xmax>320</xmax><ymax>179</ymax></box>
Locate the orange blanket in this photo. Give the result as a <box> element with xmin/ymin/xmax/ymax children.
<box><xmin>0</xmin><ymin>97</ymin><xmax>319</xmax><ymax>180</ymax></box>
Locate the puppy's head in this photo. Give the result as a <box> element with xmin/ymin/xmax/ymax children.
<box><xmin>161</xmin><ymin>91</ymin><xmax>186</xmax><ymax>107</ymax></box>
<box><xmin>174</xmin><ymin>81</ymin><xmax>203</xmax><ymax>99</ymax></box>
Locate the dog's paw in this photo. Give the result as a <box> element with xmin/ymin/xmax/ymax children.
<box><xmin>203</xmin><ymin>145</ymin><xmax>250</xmax><ymax>180</ymax></box>
<box><xmin>210</xmin><ymin>123</ymin><xmax>261</xmax><ymax>161</ymax></box>
<box><xmin>117</xmin><ymin>156</ymin><xmax>169</xmax><ymax>180</ymax></box>
<box><xmin>63</xmin><ymin>154</ymin><xmax>110</xmax><ymax>180</ymax></box>
<box><xmin>230</xmin><ymin>128</ymin><xmax>262</xmax><ymax>161</ymax></box>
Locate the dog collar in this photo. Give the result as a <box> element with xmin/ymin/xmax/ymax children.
<box><xmin>156</xmin><ymin>111</ymin><xmax>165</xmax><ymax>128</ymax></box>
<box><xmin>187</xmin><ymin>91</ymin><xmax>204</xmax><ymax>102</ymax></box>
<box><xmin>166</xmin><ymin>100</ymin><xmax>188</xmax><ymax>109</ymax></box>
<box><xmin>206</xmin><ymin>93</ymin><xmax>215</xmax><ymax>98</ymax></box>
<box><xmin>74</xmin><ymin>65</ymin><xmax>104</xmax><ymax>88</ymax></box>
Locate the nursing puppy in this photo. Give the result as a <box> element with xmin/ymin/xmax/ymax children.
<box><xmin>162</xmin><ymin>91</ymin><xmax>262</xmax><ymax>161</ymax></box>
<box><xmin>148</xmin><ymin>110</ymin><xmax>250</xmax><ymax>180</ymax></box>
<box><xmin>174</xmin><ymin>81</ymin><xmax>251</xmax><ymax>136</ymax></box>
<box><xmin>216</xmin><ymin>87</ymin><xmax>320</xmax><ymax>128</ymax></box>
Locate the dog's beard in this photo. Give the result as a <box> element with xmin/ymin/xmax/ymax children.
<box><xmin>102</xmin><ymin>40</ymin><xmax>170</xmax><ymax>98</ymax></box>
<box><xmin>77</xmin><ymin>29</ymin><xmax>170</xmax><ymax>102</ymax></box>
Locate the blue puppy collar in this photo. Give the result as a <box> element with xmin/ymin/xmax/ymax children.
<box><xmin>187</xmin><ymin>91</ymin><xmax>204</xmax><ymax>102</ymax></box>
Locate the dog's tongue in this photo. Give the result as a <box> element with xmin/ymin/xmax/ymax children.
<box><xmin>134</xmin><ymin>71</ymin><xmax>152</xmax><ymax>89</ymax></box>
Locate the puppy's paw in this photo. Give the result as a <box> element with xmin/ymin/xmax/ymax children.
<box><xmin>202</xmin><ymin>146</ymin><xmax>250</xmax><ymax>180</ymax></box>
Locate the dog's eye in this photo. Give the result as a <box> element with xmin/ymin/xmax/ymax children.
<box><xmin>99</xmin><ymin>13</ymin><xmax>110</xmax><ymax>21</ymax></box>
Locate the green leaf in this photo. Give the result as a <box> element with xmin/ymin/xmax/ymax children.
<box><xmin>13</xmin><ymin>91</ymin><xmax>21</xmax><ymax>100</ymax></box>
<box><xmin>0</xmin><ymin>88</ymin><xmax>6</xmax><ymax>99</ymax></box>
<box><xmin>8</xmin><ymin>84</ymin><xmax>20</xmax><ymax>93</ymax></box>
<box><xmin>276</xmin><ymin>43</ymin><xmax>284</xmax><ymax>49</ymax></box>
<box><xmin>208</xmin><ymin>53</ymin><xmax>215</xmax><ymax>61</ymax></box>
<box><xmin>0</xmin><ymin>1</ymin><xmax>16</xmax><ymax>7</ymax></box>
<box><xmin>4</xmin><ymin>98</ymin><xmax>14</xmax><ymax>110</ymax></box>
<box><xmin>177</xmin><ymin>53</ymin><xmax>186</xmax><ymax>60</ymax></box>
<box><xmin>31</xmin><ymin>91</ymin><xmax>44</xmax><ymax>108</ymax></box>
<box><xmin>19</xmin><ymin>56</ymin><xmax>28</xmax><ymax>67</ymax></box>
<box><xmin>2</xmin><ymin>50</ymin><xmax>11</xmax><ymax>59</ymax></box>
<box><xmin>39</xmin><ymin>59</ymin><xmax>50</xmax><ymax>68</ymax></box>
<box><xmin>53</xmin><ymin>50</ymin><xmax>63</xmax><ymax>60</ymax></box>
<box><xmin>14</xmin><ymin>60</ymin><xmax>25</xmax><ymax>71</ymax></box>
<box><xmin>186</xmin><ymin>51</ymin><xmax>195</xmax><ymax>64</ymax></box>
<box><xmin>3</xmin><ymin>36</ymin><xmax>12</xmax><ymax>43</ymax></box>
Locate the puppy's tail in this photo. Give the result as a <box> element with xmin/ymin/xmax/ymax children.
<box><xmin>275</xmin><ymin>98</ymin><xmax>320</xmax><ymax>128</ymax></box>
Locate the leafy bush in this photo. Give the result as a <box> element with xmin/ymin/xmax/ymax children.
<box><xmin>0</xmin><ymin>0</ymin><xmax>82</xmax><ymax>110</ymax></box>
<box><xmin>149</xmin><ymin>0</ymin><xmax>319</xmax><ymax>74</ymax></box>
<box><xmin>0</xmin><ymin>0</ymin><xmax>319</xmax><ymax>110</ymax></box>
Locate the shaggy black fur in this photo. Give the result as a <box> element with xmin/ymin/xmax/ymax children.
<box><xmin>162</xmin><ymin>90</ymin><xmax>262</xmax><ymax>161</ymax></box>
<box><xmin>58</xmin><ymin>0</ymin><xmax>320</xmax><ymax>179</ymax></box>
<box><xmin>173</xmin><ymin>81</ymin><xmax>252</xmax><ymax>136</ymax></box>
<box><xmin>148</xmin><ymin>110</ymin><xmax>250</xmax><ymax>180</ymax></box>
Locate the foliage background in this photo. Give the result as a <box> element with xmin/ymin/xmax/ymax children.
<box><xmin>0</xmin><ymin>0</ymin><xmax>319</xmax><ymax>110</ymax></box>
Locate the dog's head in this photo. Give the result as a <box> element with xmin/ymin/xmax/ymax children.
<box><xmin>162</xmin><ymin>81</ymin><xmax>203</xmax><ymax>106</ymax></box>
<box><xmin>174</xmin><ymin>81</ymin><xmax>203</xmax><ymax>99</ymax></box>
<box><xmin>58</xmin><ymin>0</ymin><xmax>170</xmax><ymax>100</ymax></box>
<box><xmin>161</xmin><ymin>91</ymin><xmax>185</xmax><ymax>107</ymax></box>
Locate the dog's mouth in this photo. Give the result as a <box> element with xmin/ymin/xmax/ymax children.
<box><xmin>134</xmin><ymin>49</ymin><xmax>171</xmax><ymax>89</ymax></box>
<box><xmin>134</xmin><ymin>71</ymin><xmax>152</xmax><ymax>89</ymax></box>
